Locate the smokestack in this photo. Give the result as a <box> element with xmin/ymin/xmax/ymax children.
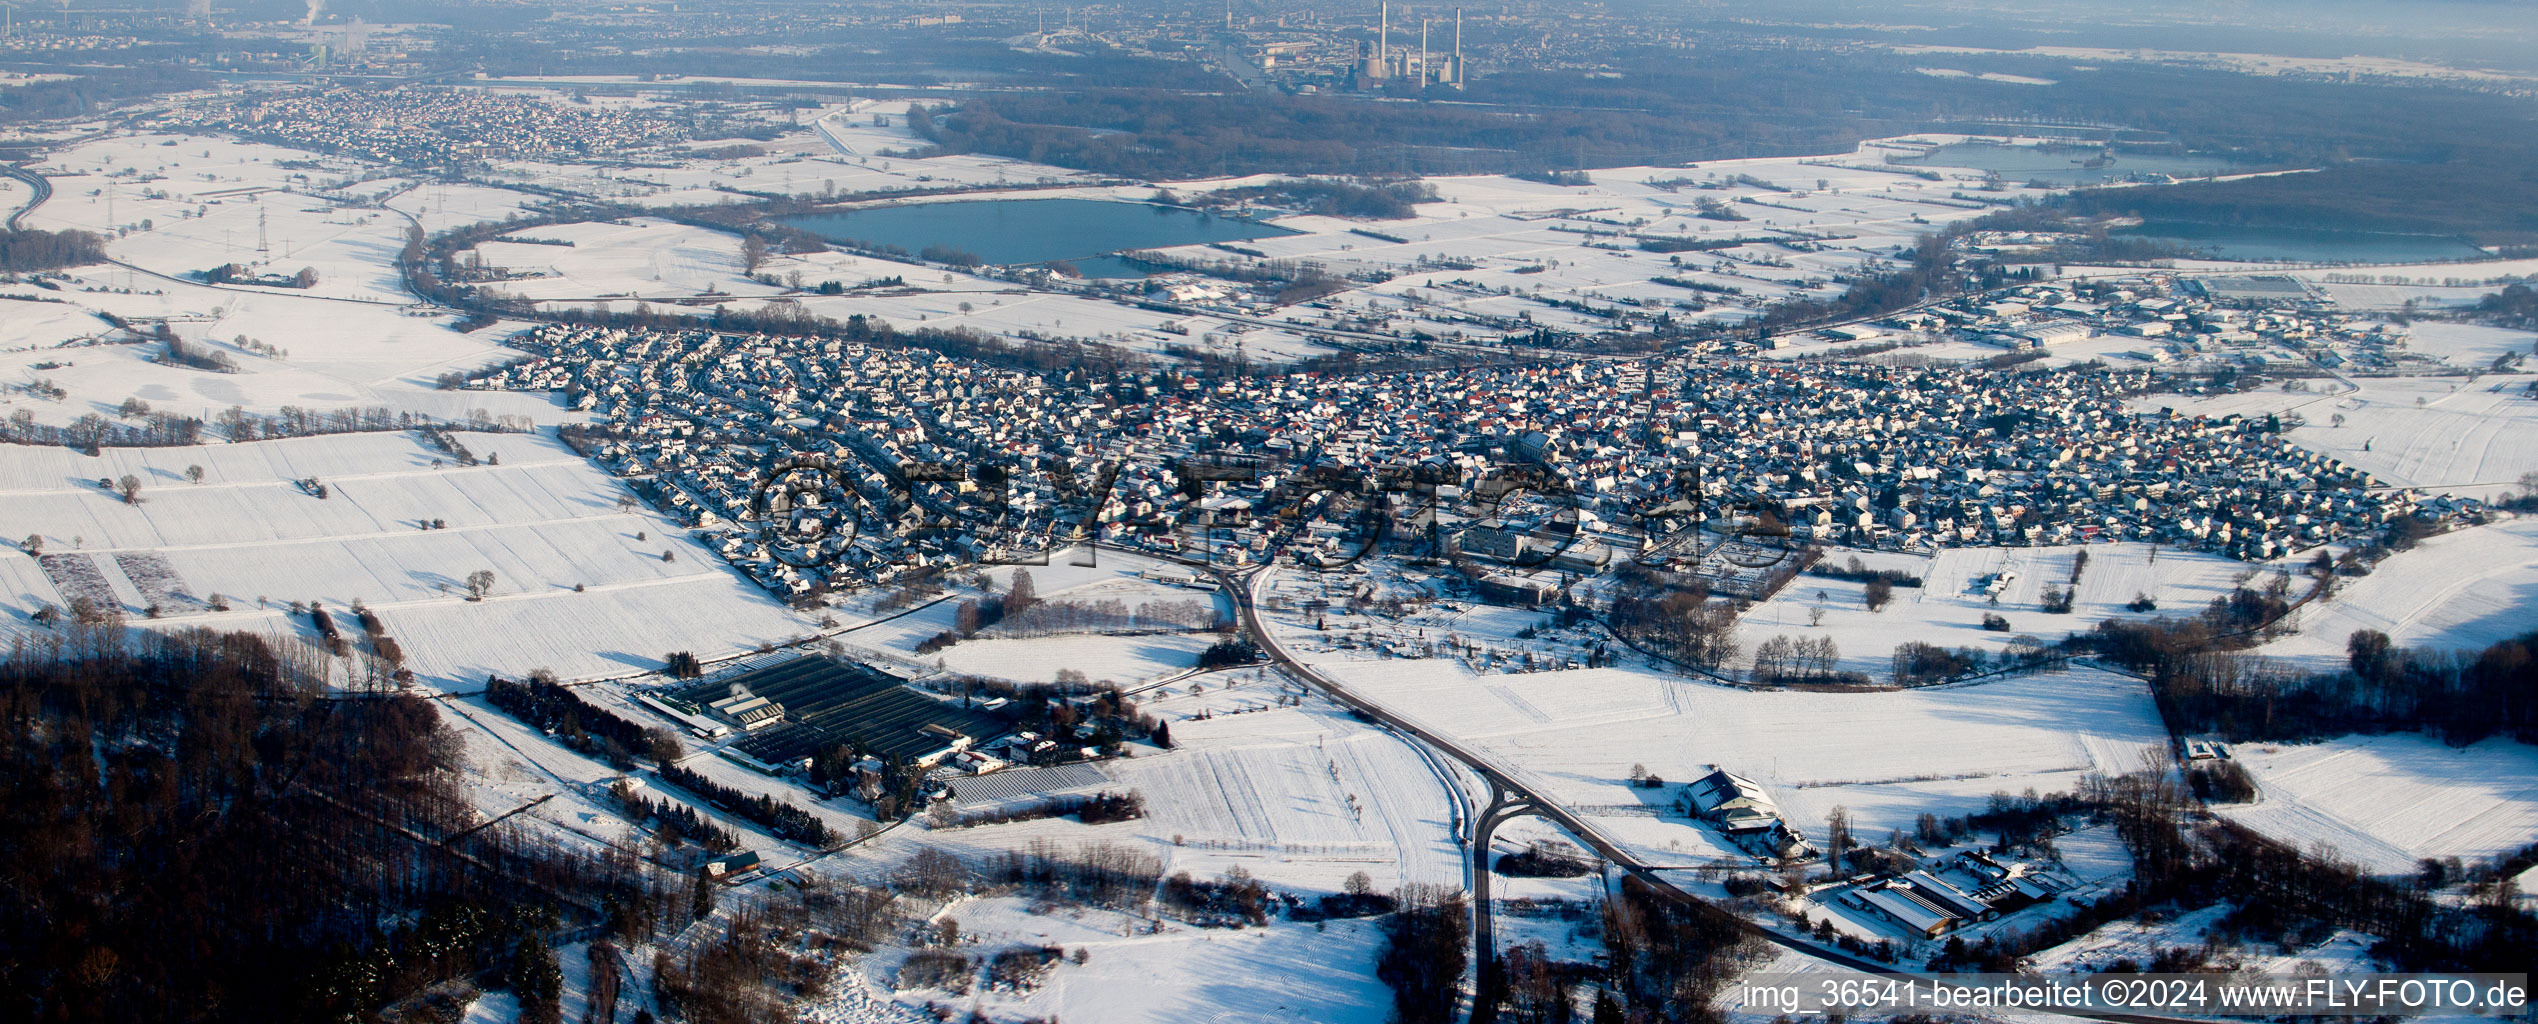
<box><xmin>1379</xmin><ymin>1</ymin><xmax>1388</xmax><ymax>66</ymax></box>
<box><xmin>1419</xmin><ymin>19</ymin><xmax>1427</xmax><ymax>82</ymax></box>
<box><xmin>1453</xmin><ymin>7</ymin><xmax>1464</xmax><ymax>87</ymax></box>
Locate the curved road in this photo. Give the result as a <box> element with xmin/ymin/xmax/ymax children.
<box><xmin>1211</xmin><ymin>560</ymin><xmax>2195</xmax><ymax>1024</ymax></box>
<box><xmin>3</xmin><ymin>164</ymin><xmax>53</xmax><ymax>230</ymax></box>
<box><xmin>1209</xmin><ymin>566</ymin><xmax>1894</xmax><ymax>988</ymax></box>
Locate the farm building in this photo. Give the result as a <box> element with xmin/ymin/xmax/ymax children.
<box><xmin>1849</xmin><ymin>882</ymin><xmax>1957</xmax><ymax>937</ymax></box>
<box><xmin>703</xmin><ymin>850</ymin><xmax>762</xmax><ymax>879</ymax></box>
<box><xmin>1686</xmin><ymin>768</ymin><xmax>1811</xmax><ymax>859</ymax></box>
<box><xmin>1841</xmin><ymin>853</ymin><xmax>2055</xmax><ymax>937</ymax></box>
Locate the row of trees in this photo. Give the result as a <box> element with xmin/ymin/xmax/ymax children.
<box><xmin>198</xmin><ymin>263</ymin><xmax>319</xmax><ymax>288</ymax></box>
<box><xmin>658</xmin><ymin>762</ymin><xmax>842</xmax><ymax>849</ymax></box>
<box><xmin>1</xmin><ymin>401</ymin><xmax>519</xmax><ymax>455</ymax></box>
<box><xmin>485</xmin><ymin>671</ymin><xmax>683</xmax><ymax>770</ymax></box>
<box><xmin>983</xmin><ymin>596</ymin><xmax>1225</xmax><ymax>636</ymax></box>
<box><xmin>5</xmin><ymin>407</ymin><xmax>203</xmax><ymax>452</ymax></box>
<box><xmin>609</xmin><ymin>778</ymin><xmax>741</xmax><ymax>852</ymax></box>
<box><xmin>160</xmin><ymin>334</ymin><xmax>239</xmax><ymax>372</ymax></box>
<box><xmin>2089</xmin><ymin>608</ymin><xmax>2538</xmax><ymax>744</ymax></box>
<box><xmin>921</xmin><ymin>569</ymin><xmax>1047</xmax><ymax>650</ymax></box>
<box><xmin>942</xmin><ymin>789</ymin><xmax>1146</xmax><ymax>829</ymax></box>
<box><xmin>1750</xmin><ymin>634</ymin><xmax>1842</xmax><ymax>684</ymax></box>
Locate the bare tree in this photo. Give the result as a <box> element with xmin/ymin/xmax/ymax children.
<box><xmin>185</xmin><ymin>464</ymin><xmax>205</xmax><ymax>484</ymax></box>
<box><xmin>740</xmin><ymin>233</ymin><xmax>771</xmax><ymax>274</ymax></box>
<box><xmin>1824</xmin><ymin>805</ymin><xmax>1854</xmax><ymax>876</ymax></box>
<box><xmin>116</xmin><ymin>474</ymin><xmax>144</xmax><ymax>505</ymax></box>
<box><xmin>465</xmin><ymin>569</ymin><xmax>497</xmax><ymax>601</ymax></box>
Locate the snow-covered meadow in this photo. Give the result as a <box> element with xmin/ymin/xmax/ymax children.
<box><xmin>2257</xmin><ymin>517</ymin><xmax>2538</xmax><ymax>671</ymax></box>
<box><xmin>0</xmin><ymin>429</ymin><xmax>818</xmax><ymax>686</ymax></box>
<box><xmin>1737</xmin><ymin>542</ymin><xmax>2260</xmax><ymax>679</ymax></box>
<box><xmin>2218</xmin><ymin>733</ymin><xmax>2538</xmax><ymax>875</ymax></box>
<box><xmin>864</xmin><ymin>684</ymin><xmax>1468</xmax><ymax>901</ymax></box>
<box><xmin>804</xmin><ymin>895</ymin><xmax>1396</xmax><ymax>1024</ymax></box>
<box><xmin>1310</xmin><ymin>656</ymin><xmax>2169</xmax><ymax>853</ymax></box>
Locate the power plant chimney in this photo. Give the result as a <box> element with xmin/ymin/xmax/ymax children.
<box><xmin>1452</xmin><ymin>7</ymin><xmax>1465</xmax><ymax>88</ymax></box>
<box><xmin>1379</xmin><ymin>1</ymin><xmax>1388</xmax><ymax>67</ymax></box>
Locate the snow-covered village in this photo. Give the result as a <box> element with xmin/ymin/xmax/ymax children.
<box><xmin>2</xmin><ymin>1</ymin><xmax>2536</xmax><ymax>1023</ymax></box>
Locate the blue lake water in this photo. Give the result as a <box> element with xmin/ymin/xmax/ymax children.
<box><xmin>781</xmin><ymin>198</ymin><xmax>1297</xmax><ymax>278</ymax></box>
<box><xmin>2113</xmin><ymin>221</ymin><xmax>2489</xmax><ymax>264</ymax></box>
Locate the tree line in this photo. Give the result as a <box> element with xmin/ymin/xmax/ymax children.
<box><xmin>2093</xmin><ymin>616</ymin><xmax>2538</xmax><ymax>745</ymax></box>
<box><xmin>2475</xmin><ymin>283</ymin><xmax>2538</xmax><ymax>329</ymax></box>
<box><xmin>608</xmin><ymin>778</ymin><xmax>741</xmax><ymax>853</ymax></box>
<box><xmin>1199</xmin><ymin>178</ymin><xmax>1438</xmax><ymax>220</ymax></box>
<box><xmin>485</xmin><ymin>671</ymin><xmax>684</xmax><ymax>770</ymax></box>
<box><xmin>941</xmin><ymin>789</ymin><xmax>1145</xmax><ymax>829</ymax></box>
<box><xmin>979</xmin><ymin>595</ymin><xmax>1225</xmax><ymax>637</ymax></box>
<box><xmin>0</xmin><ymin>625</ymin><xmax>696</xmax><ymax>1023</ymax></box>
<box><xmin>0</xmin><ymin>228</ymin><xmax>105</xmax><ymax>272</ymax></box>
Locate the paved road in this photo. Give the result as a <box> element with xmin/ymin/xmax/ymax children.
<box><xmin>1211</xmin><ymin>559</ymin><xmax>2195</xmax><ymax>1024</ymax></box>
<box><xmin>3</xmin><ymin>164</ymin><xmax>53</xmax><ymax>230</ymax></box>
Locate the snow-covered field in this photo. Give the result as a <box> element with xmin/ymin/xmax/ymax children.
<box><xmin>0</xmin><ymin>270</ymin><xmax>558</xmax><ymax>429</ymax></box>
<box><xmin>874</xmin><ymin>684</ymin><xmax>1467</xmax><ymax>900</ymax></box>
<box><xmin>2284</xmin><ymin>376</ymin><xmax>2538</xmax><ymax>498</ymax></box>
<box><xmin>2218</xmin><ymin>733</ymin><xmax>2538</xmax><ymax>875</ymax></box>
<box><xmin>2399</xmin><ymin>322</ymin><xmax>2538</xmax><ymax>368</ymax></box>
<box><xmin>805</xmin><ymin>895</ymin><xmax>1395</xmax><ymax>1024</ymax></box>
<box><xmin>2026</xmin><ymin>900</ymin><xmax>2382</xmax><ymax>975</ymax></box>
<box><xmin>472</xmin><ymin>217</ymin><xmax>788</xmax><ymax>302</ymax></box>
<box><xmin>12</xmin><ymin>89</ymin><xmax>2534</xmax><ymax>1020</ymax></box>
<box><xmin>2136</xmin><ymin>373</ymin><xmax>2538</xmax><ymax>503</ymax></box>
<box><xmin>1309</xmin><ymin>656</ymin><xmax>2168</xmax><ymax>850</ymax></box>
<box><xmin>1738</xmin><ymin>543</ymin><xmax>2257</xmax><ymax>679</ymax></box>
<box><xmin>932</xmin><ymin>632</ymin><xmax>1218</xmax><ymax>685</ymax></box>
<box><xmin>0</xmin><ymin>430</ymin><xmax>818</xmax><ymax>686</ymax></box>
<box><xmin>2257</xmin><ymin>517</ymin><xmax>2538</xmax><ymax>670</ymax></box>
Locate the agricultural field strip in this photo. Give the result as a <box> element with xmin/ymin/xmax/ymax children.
<box><xmin>1309</xmin><ymin>658</ymin><xmax>2165</xmax><ymax>838</ymax></box>
<box><xmin>2217</xmin><ymin>734</ymin><xmax>2538</xmax><ymax>874</ymax></box>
